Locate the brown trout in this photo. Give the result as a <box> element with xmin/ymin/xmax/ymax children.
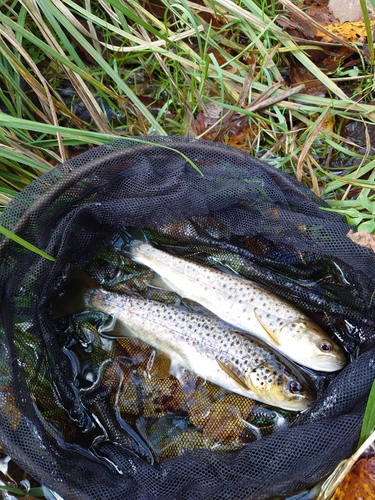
<box><xmin>53</xmin><ymin>274</ymin><xmax>315</xmax><ymax>411</ymax></box>
<box><xmin>131</xmin><ymin>241</ymin><xmax>346</xmax><ymax>372</ymax></box>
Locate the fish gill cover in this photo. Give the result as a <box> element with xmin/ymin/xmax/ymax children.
<box><xmin>0</xmin><ymin>137</ymin><xmax>375</xmax><ymax>499</ymax></box>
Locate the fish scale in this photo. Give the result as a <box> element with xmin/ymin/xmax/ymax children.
<box><xmin>131</xmin><ymin>241</ymin><xmax>347</xmax><ymax>372</ymax></box>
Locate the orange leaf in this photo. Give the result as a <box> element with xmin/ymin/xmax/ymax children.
<box><xmin>331</xmin><ymin>457</ymin><xmax>375</xmax><ymax>499</ymax></box>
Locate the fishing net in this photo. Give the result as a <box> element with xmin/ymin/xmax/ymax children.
<box><xmin>0</xmin><ymin>136</ymin><xmax>375</xmax><ymax>500</ymax></box>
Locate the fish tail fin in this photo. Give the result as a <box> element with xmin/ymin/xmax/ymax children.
<box><xmin>119</xmin><ymin>227</ymin><xmax>149</xmax><ymax>260</ymax></box>
<box><xmin>51</xmin><ymin>265</ymin><xmax>99</xmax><ymax>318</ymax></box>
<box><xmin>130</xmin><ymin>237</ymin><xmax>155</xmax><ymax>266</ymax></box>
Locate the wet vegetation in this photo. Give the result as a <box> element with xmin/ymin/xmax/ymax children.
<box><xmin>0</xmin><ymin>0</ymin><xmax>375</xmax><ymax>229</ymax></box>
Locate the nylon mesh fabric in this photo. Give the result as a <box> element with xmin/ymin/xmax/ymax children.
<box><xmin>0</xmin><ymin>137</ymin><xmax>374</xmax><ymax>499</ymax></box>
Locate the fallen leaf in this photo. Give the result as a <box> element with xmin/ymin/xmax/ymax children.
<box><xmin>193</xmin><ymin>110</ymin><xmax>257</xmax><ymax>146</ymax></box>
<box><xmin>331</xmin><ymin>457</ymin><xmax>375</xmax><ymax>499</ymax></box>
<box><xmin>347</xmin><ymin>230</ymin><xmax>375</xmax><ymax>252</ymax></box>
<box><xmin>277</xmin><ymin>1</ymin><xmax>359</xmax><ymax>88</ymax></box>
<box><xmin>289</xmin><ymin>63</ymin><xmax>327</xmax><ymax>95</ymax></box>
<box><xmin>320</xmin><ymin>20</ymin><xmax>375</xmax><ymax>42</ymax></box>
<box><xmin>328</xmin><ymin>0</ymin><xmax>375</xmax><ymax>24</ymax></box>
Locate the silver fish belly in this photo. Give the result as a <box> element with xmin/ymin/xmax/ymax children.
<box><xmin>130</xmin><ymin>241</ymin><xmax>346</xmax><ymax>372</ymax></box>
<box><xmin>84</xmin><ymin>288</ymin><xmax>315</xmax><ymax>411</ymax></box>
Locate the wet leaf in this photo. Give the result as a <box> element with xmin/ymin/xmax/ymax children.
<box><xmin>288</xmin><ymin>63</ymin><xmax>327</xmax><ymax>96</ymax></box>
<box><xmin>193</xmin><ymin>110</ymin><xmax>257</xmax><ymax>145</ymax></box>
<box><xmin>321</xmin><ymin>19</ymin><xmax>375</xmax><ymax>42</ymax></box>
<box><xmin>331</xmin><ymin>457</ymin><xmax>375</xmax><ymax>499</ymax></box>
<box><xmin>277</xmin><ymin>0</ymin><xmax>363</xmax><ymax>87</ymax></box>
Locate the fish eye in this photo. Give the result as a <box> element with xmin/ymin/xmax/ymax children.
<box><xmin>289</xmin><ymin>381</ymin><xmax>303</xmax><ymax>394</ymax></box>
<box><xmin>319</xmin><ymin>342</ymin><xmax>332</xmax><ymax>352</ymax></box>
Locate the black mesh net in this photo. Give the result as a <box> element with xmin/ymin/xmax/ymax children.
<box><xmin>0</xmin><ymin>137</ymin><xmax>375</xmax><ymax>499</ymax></box>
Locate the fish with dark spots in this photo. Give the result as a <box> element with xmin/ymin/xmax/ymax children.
<box><xmin>53</xmin><ymin>268</ymin><xmax>315</xmax><ymax>411</ymax></box>
<box><xmin>131</xmin><ymin>241</ymin><xmax>346</xmax><ymax>372</ymax></box>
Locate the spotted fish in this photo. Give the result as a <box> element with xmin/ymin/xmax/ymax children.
<box><xmin>131</xmin><ymin>241</ymin><xmax>346</xmax><ymax>372</ymax></box>
<box><xmin>53</xmin><ymin>270</ymin><xmax>315</xmax><ymax>411</ymax></box>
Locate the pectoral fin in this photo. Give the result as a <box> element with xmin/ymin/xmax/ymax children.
<box><xmin>254</xmin><ymin>308</ymin><xmax>282</xmax><ymax>346</ymax></box>
<box><xmin>216</xmin><ymin>358</ymin><xmax>251</xmax><ymax>391</ymax></box>
<box><xmin>148</xmin><ymin>274</ymin><xmax>175</xmax><ymax>292</ymax></box>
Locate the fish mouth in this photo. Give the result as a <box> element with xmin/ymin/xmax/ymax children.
<box><xmin>264</xmin><ymin>394</ymin><xmax>312</xmax><ymax>412</ymax></box>
<box><xmin>314</xmin><ymin>353</ymin><xmax>347</xmax><ymax>372</ymax></box>
<box><xmin>286</xmin><ymin>392</ymin><xmax>315</xmax><ymax>411</ymax></box>
<box><xmin>291</xmin><ymin>351</ymin><xmax>346</xmax><ymax>372</ymax></box>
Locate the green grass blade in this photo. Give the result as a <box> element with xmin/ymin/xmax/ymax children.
<box><xmin>0</xmin><ymin>224</ymin><xmax>56</xmax><ymax>262</ymax></box>
<box><xmin>99</xmin><ymin>0</ymin><xmax>172</xmax><ymax>43</ymax></box>
<box><xmin>215</xmin><ymin>0</ymin><xmax>352</xmax><ymax>99</ymax></box>
<box><xmin>360</xmin><ymin>0</ymin><xmax>374</xmax><ymax>66</ymax></box>
<box><xmin>358</xmin><ymin>379</ymin><xmax>375</xmax><ymax>449</ymax></box>
<box><xmin>0</xmin><ymin>115</ymin><xmax>203</xmax><ymax>174</ymax></box>
<box><xmin>0</xmin><ymin>8</ymin><xmax>166</xmax><ymax>135</ymax></box>
<box><xmin>0</xmin><ymin>484</ymin><xmax>46</xmax><ymax>496</ymax></box>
